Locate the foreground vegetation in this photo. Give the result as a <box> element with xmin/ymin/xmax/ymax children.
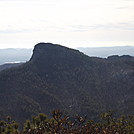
<box><xmin>0</xmin><ymin>110</ymin><xmax>134</xmax><ymax>134</ymax></box>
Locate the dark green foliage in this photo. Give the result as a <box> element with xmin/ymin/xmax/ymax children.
<box><xmin>0</xmin><ymin>110</ymin><xmax>134</xmax><ymax>134</ymax></box>
<box><xmin>0</xmin><ymin>116</ymin><xmax>19</xmax><ymax>134</ymax></box>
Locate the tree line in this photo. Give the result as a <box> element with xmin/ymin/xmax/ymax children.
<box><xmin>0</xmin><ymin>110</ymin><xmax>134</xmax><ymax>134</ymax></box>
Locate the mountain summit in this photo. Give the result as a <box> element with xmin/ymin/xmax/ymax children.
<box><xmin>0</xmin><ymin>42</ymin><xmax>134</xmax><ymax>123</ymax></box>
<box><xmin>30</xmin><ymin>42</ymin><xmax>82</xmax><ymax>62</ymax></box>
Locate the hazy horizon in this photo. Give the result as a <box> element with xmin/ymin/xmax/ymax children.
<box><xmin>0</xmin><ymin>0</ymin><xmax>134</xmax><ymax>49</ymax></box>
<box><xmin>0</xmin><ymin>45</ymin><xmax>134</xmax><ymax>49</ymax></box>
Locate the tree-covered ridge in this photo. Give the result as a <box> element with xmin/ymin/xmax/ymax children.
<box><xmin>0</xmin><ymin>43</ymin><xmax>134</xmax><ymax>124</ymax></box>
<box><xmin>0</xmin><ymin>110</ymin><xmax>134</xmax><ymax>134</ymax></box>
<box><xmin>0</xmin><ymin>63</ymin><xmax>22</xmax><ymax>72</ymax></box>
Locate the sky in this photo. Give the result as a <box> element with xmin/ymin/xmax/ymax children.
<box><xmin>0</xmin><ymin>0</ymin><xmax>134</xmax><ymax>49</ymax></box>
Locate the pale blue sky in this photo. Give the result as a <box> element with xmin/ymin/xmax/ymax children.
<box><xmin>0</xmin><ymin>0</ymin><xmax>134</xmax><ymax>48</ymax></box>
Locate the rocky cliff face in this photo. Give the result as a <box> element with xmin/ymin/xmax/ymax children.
<box><xmin>0</xmin><ymin>42</ymin><xmax>134</xmax><ymax>123</ymax></box>
<box><xmin>30</xmin><ymin>42</ymin><xmax>82</xmax><ymax>62</ymax></box>
<box><xmin>29</xmin><ymin>42</ymin><xmax>86</xmax><ymax>74</ymax></box>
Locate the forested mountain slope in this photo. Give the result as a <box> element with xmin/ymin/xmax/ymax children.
<box><xmin>0</xmin><ymin>43</ymin><xmax>134</xmax><ymax>123</ymax></box>
<box><xmin>0</xmin><ymin>63</ymin><xmax>23</xmax><ymax>72</ymax></box>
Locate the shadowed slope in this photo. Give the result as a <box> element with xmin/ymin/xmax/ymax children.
<box><xmin>0</xmin><ymin>42</ymin><xmax>134</xmax><ymax>123</ymax></box>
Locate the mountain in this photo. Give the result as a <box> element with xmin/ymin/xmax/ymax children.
<box><xmin>0</xmin><ymin>48</ymin><xmax>32</xmax><ymax>65</ymax></box>
<box><xmin>0</xmin><ymin>46</ymin><xmax>133</xmax><ymax>65</ymax></box>
<box><xmin>78</xmin><ymin>46</ymin><xmax>134</xmax><ymax>58</ymax></box>
<box><xmin>0</xmin><ymin>43</ymin><xmax>134</xmax><ymax>123</ymax></box>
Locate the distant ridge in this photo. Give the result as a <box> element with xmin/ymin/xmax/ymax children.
<box><xmin>0</xmin><ymin>48</ymin><xmax>32</xmax><ymax>65</ymax></box>
<box><xmin>0</xmin><ymin>46</ymin><xmax>134</xmax><ymax>65</ymax></box>
<box><xmin>78</xmin><ymin>46</ymin><xmax>134</xmax><ymax>58</ymax></box>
